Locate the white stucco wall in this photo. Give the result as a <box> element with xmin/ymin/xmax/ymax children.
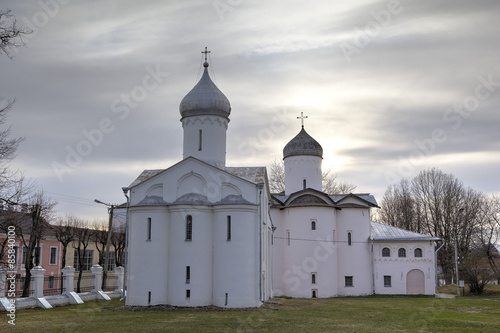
<box><xmin>373</xmin><ymin>240</ymin><xmax>436</xmax><ymax>295</ymax></box>
<box><xmin>126</xmin><ymin>159</ymin><xmax>270</xmax><ymax>308</ymax></box>
<box><xmin>182</xmin><ymin>115</ymin><xmax>228</xmax><ymax>167</ymax></box>
<box><xmin>284</xmin><ymin>155</ymin><xmax>322</xmax><ymax>195</ymax></box>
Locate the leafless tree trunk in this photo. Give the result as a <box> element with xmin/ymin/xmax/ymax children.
<box><xmin>73</xmin><ymin>220</ymin><xmax>91</xmax><ymax>293</ymax></box>
<box><xmin>53</xmin><ymin>215</ymin><xmax>76</xmax><ymax>292</ymax></box>
<box><xmin>111</xmin><ymin>224</ymin><xmax>126</xmax><ymax>267</ymax></box>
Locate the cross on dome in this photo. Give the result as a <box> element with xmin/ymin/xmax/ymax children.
<box><xmin>202</xmin><ymin>47</ymin><xmax>211</xmax><ymax>68</ymax></box>
<box><xmin>297</xmin><ymin>112</ymin><xmax>308</xmax><ymax>128</ymax></box>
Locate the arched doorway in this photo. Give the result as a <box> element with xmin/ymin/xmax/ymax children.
<box><xmin>406</xmin><ymin>269</ymin><xmax>425</xmax><ymax>294</ymax></box>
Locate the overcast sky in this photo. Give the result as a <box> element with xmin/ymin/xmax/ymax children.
<box><xmin>1</xmin><ymin>0</ymin><xmax>499</xmax><ymax>222</ymax></box>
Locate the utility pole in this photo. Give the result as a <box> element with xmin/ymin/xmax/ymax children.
<box><xmin>95</xmin><ymin>199</ymin><xmax>115</xmax><ymax>291</ymax></box>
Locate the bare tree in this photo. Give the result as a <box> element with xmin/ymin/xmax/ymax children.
<box><xmin>73</xmin><ymin>220</ymin><xmax>92</xmax><ymax>293</ymax></box>
<box><xmin>379</xmin><ymin>167</ymin><xmax>483</xmax><ymax>284</ymax></box>
<box><xmin>0</xmin><ymin>9</ymin><xmax>31</xmax><ymax>59</ymax></box>
<box><xmin>111</xmin><ymin>224</ymin><xmax>126</xmax><ymax>267</ymax></box>
<box><xmin>53</xmin><ymin>215</ymin><xmax>76</xmax><ymax>293</ymax></box>
<box><xmin>268</xmin><ymin>158</ymin><xmax>357</xmax><ymax>194</ymax></box>
<box><xmin>15</xmin><ymin>191</ymin><xmax>56</xmax><ymax>297</ymax></box>
<box><xmin>473</xmin><ymin>195</ymin><xmax>500</xmax><ymax>283</ymax></box>
<box><xmin>462</xmin><ymin>251</ymin><xmax>495</xmax><ymax>295</ymax></box>
<box><xmin>91</xmin><ymin>220</ymin><xmax>110</xmax><ymax>289</ymax></box>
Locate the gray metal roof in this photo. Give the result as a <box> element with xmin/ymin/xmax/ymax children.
<box><xmin>135</xmin><ymin>195</ymin><xmax>169</xmax><ymax>206</ymax></box>
<box><xmin>273</xmin><ymin>193</ymin><xmax>378</xmax><ymax>207</ymax></box>
<box><xmin>224</xmin><ymin>166</ymin><xmax>267</xmax><ymax>184</ymax></box>
<box><xmin>215</xmin><ymin>194</ymin><xmax>254</xmax><ymax>205</ymax></box>
<box><xmin>173</xmin><ymin>193</ymin><xmax>211</xmax><ymax>205</ymax></box>
<box><xmin>370</xmin><ymin>221</ymin><xmax>440</xmax><ymax>241</ymax></box>
<box><xmin>179</xmin><ymin>63</ymin><xmax>231</xmax><ymax>120</ymax></box>
<box><xmin>283</xmin><ymin>127</ymin><xmax>323</xmax><ymax>159</ymax></box>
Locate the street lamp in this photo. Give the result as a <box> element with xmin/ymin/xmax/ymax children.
<box><xmin>94</xmin><ymin>199</ymin><xmax>115</xmax><ymax>291</ymax></box>
<box><xmin>121</xmin><ymin>187</ymin><xmax>130</xmax><ymax>301</ymax></box>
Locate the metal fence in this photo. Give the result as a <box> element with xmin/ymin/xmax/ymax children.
<box><xmin>43</xmin><ymin>275</ymin><xmax>64</xmax><ymax>296</ymax></box>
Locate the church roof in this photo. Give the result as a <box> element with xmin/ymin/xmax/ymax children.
<box><xmin>224</xmin><ymin>166</ymin><xmax>267</xmax><ymax>184</ymax></box>
<box><xmin>179</xmin><ymin>61</ymin><xmax>231</xmax><ymax>120</ymax></box>
<box><xmin>135</xmin><ymin>195</ymin><xmax>169</xmax><ymax>206</ymax></box>
<box><xmin>273</xmin><ymin>192</ymin><xmax>378</xmax><ymax>208</ymax></box>
<box><xmin>283</xmin><ymin>126</ymin><xmax>323</xmax><ymax>159</ymax></box>
<box><xmin>370</xmin><ymin>221</ymin><xmax>440</xmax><ymax>241</ymax></box>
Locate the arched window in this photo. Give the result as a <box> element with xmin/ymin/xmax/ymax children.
<box><xmin>347</xmin><ymin>232</ymin><xmax>352</xmax><ymax>246</ymax></box>
<box><xmin>382</xmin><ymin>247</ymin><xmax>390</xmax><ymax>257</ymax></box>
<box><xmin>186</xmin><ymin>215</ymin><xmax>192</xmax><ymax>240</ymax></box>
<box><xmin>311</xmin><ymin>273</ymin><xmax>316</xmax><ymax>284</ymax></box>
<box><xmin>311</xmin><ymin>221</ymin><xmax>316</xmax><ymax>230</ymax></box>
<box><xmin>414</xmin><ymin>248</ymin><xmax>423</xmax><ymax>258</ymax></box>
<box><xmin>303</xmin><ymin>179</ymin><xmax>307</xmax><ymax>189</ymax></box>
<box><xmin>398</xmin><ymin>248</ymin><xmax>406</xmax><ymax>258</ymax></box>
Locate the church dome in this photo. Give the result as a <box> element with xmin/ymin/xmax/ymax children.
<box><xmin>283</xmin><ymin>126</ymin><xmax>323</xmax><ymax>159</ymax></box>
<box><xmin>179</xmin><ymin>62</ymin><xmax>231</xmax><ymax>120</ymax></box>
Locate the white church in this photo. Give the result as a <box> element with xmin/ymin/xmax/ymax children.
<box><xmin>124</xmin><ymin>50</ymin><xmax>440</xmax><ymax>308</ymax></box>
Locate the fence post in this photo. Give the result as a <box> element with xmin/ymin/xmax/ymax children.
<box><xmin>62</xmin><ymin>266</ymin><xmax>75</xmax><ymax>294</ymax></box>
<box><xmin>31</xmin><ymin>266</ymin><xmax>46</xmax><ymax>298</ymax></box>
<box><xmin>91</xmin><ymin>265</ymin><xmax>103</xmax><ymax>292</ymax></box>
<box><xmin>115</xmin><ymin>266</ymin><xmax>124</xmax><ymax>292</ymax></box>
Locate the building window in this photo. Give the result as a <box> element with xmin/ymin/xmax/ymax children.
<box><xmin>186</xmin><ymin>266</ymin><xmax>191</xmax><ymax>284</ymax></box>
<box><xmin>345</xmin><ymin>276</ymin><xmax>353</xmax><ymax>287</ymax></box>
<box><xmin>347</xmin><ymin>232</ymin><xmax>352</xmax><ymax>246</ymax></box>
<box><xmin>198</xmin><ymin>129</ymin><xmax>202</xmax><ymax>151</ymax></box>
<box><xmin>225</xmin><ymin>293</ymin><xmax>228</xmax><ymax>306</ymax></box>
<box><xmin>311</xmin><ymin>273</ymin><xmax>316</xmax><ymax>284</ymax></box>
<box><xmin>147</xmin><ymin>217</ymin><xmax>152</xmax><ymax>241</ymax></box>
<box><xmin>104</xmin><ymin>251</ymin><xmax>116</xmax><ymax>271</ymax></box>
<box><xmin>22</xmin><ymin>246</ymin><xmax>41</xmax><ymax>266</ymax></box>
<box><xmin>398</xmin><ymin>248</ymin><xmax>406</xmax><ymax>258</ymax></box>
<box><xmin>384</xmin><ymin>275</ymin><xmax>392</xmax><ymax>287</ymax></box>
<box><xmin>186</xmin><ymin>215</ymin><xmax>193</xmax><ymax>241</ymax></box>
<box><xmin>312</xmin><ymin>289</ymin><xmax>317</xmax><ymax>298</ymax></box>
<box><xmin>311</xmin><ymin>220</ymin><xmax>316</xmax><ymax>230</ymax></box>
<box><xmin>303</xmin><ymin>179</ymin><xmax>307</xmax><ymax>189</ymax></box>
<box><xmin>49</xmin><ymin>247</ymin><xmax>57</xmax><ymax>265</ymax></box>
<box><xmin>148</xmin><ymin>291</ymin><xmax>151</xmax><ymax>304</ymax></box>
<box><xmin>73</xmin><ymin>250</ymin><xmax>94</xmax><ymax>271</ymax></box>
<box><xmin>186</xmin><ymin>289</ymin><xmax>191</xmax><ymax>299</ymax></box>
<box><xmin>227</xmin><ymin>216</ymin><xmax>231</xmax><ymax>241</ymax></box>
<box><xmin>286</xmin><ymin>230</ymin><xmax>290</xmax><ymax>246</ymax></box>
<box><xmin>414</xmin><ymin>248</ymin><xmax>423</xmax><ymax>258</ymax></box>
<box><xmin>382</xmin><ymin>247</ymin><xmax>390</xmax><ymax>257</ymax></box>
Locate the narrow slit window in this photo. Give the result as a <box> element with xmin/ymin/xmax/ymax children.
<box><xmin>147</xmin><ymin>217</ymin><xmax>152</xmax><ymax>241</ymax></box>
<box><xmin>347</xmin><ymin>232</ymin><xmax>352</xmax><ymax>246</ymax></box>
<box><xmin>286</xmin><ymin>230</ymin><xmax>290</xmax><ymax>246</ymax></box>
<box><xmin>198</xmin><ymin>129</ymin><xmax>202</xmax><ymax>151</ymax></box>
<box><xmin>186</xmin><ymin>289</ymin><xmax>191</xmax><ymax>299</ymax></box>
<box><xmin>303</xmin><ymin>179</ymin><xmax>307</xmax><ymax>189</ymax></box>
<box><xmin>186</xmin><ymin>266</ymin><xmax>191</xmax><ymax>284</ymax></box>
<box><xmin>312</xmin><ymin>273</ymin><xmax>316</xmax><ymax>284</ymax></box>
<box><xmin>225</xmin><ymin>293</ymin><xmax>228</xmax><ymax>306</ymax></box>
<box><xmin>186</xmin><ymin>215</ymin><xmax>193</xmax><ymax>240</ymax></box>
<box><xmin>227</xmin><ymin>216</ymin><xmax>231</xmax><ymax>241</ymax></box>
<box><xmin>148</xmin><ymin>291</ymin><xmax>151</xmax><ymax>304</ymax></box>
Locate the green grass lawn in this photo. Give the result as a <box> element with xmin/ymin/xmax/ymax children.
<box><xmin>2</xmin><ymin>294</ymin><xmax>500</xmax><ymax>332</ymax></box>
